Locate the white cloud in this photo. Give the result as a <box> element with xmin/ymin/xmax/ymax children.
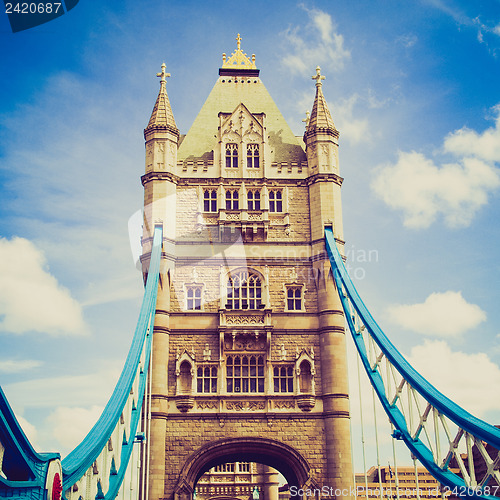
<box><xmin>0</xmin><ymin>359</ymin><xmax>43</xmax><ymax>372</ymax></box>
<box><xmin>372</xmin><ymin>107</ymin><xmax>500</xmax><ymax>228</ymax></box>
<box><xmin>387</xmin><ymin>291</ymin><xmax>486</xmax><ymax>337</ymax></box>
<box><xmin>407</xmin><ymin>340</ymin><xmax>500</xmax><ymax>418</ymax></box>
<box><xmin>16</xmin><ymin>415</ymin><xmax>41</xmax><ymax>452</ymax></box>
<box><xmin>443</xmin><ymin>108</ymin><xmax>500</xmax><ymax>163</ymax></box>
<box><xmin>0</xmin><ymin>237</ymin><xmax>86</xmax><ymax>335</ymax></box>
<box><xmin>46</xmin><ymin>405</ymin><xmax>104</xmax><ymax>455</ymax></box>
<box><xmin>333</xmin><ymin>94</ymin><xmax>371</xmax><ymax>145</ymax></box>
<box><xmin>281</xmin><ymin>6</ymin><xmax>350</xmax><ymax>75</ymax></box>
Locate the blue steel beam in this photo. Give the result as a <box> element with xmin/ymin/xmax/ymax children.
<box><xmin>325</xmin><ymin>227</ymin><xmax>500</xmax><ymax>499</ymax></box>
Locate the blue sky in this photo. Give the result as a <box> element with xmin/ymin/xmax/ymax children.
<box><xmin>1</xmin><ymin>0</ymin><xmax>500</xmax><ymax>469</ymax></box>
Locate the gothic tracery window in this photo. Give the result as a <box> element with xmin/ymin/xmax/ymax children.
<box><xmin>226</xmin><ymin>143</ymin><xmax>238</xmax><ymax>168</ymax></box>
<box><xmin>247</xmin><ymin>144</ymin><xmax>259</xmax><ymax>168</ymax></box>
<box><xmin>269</xmin><ymin>190</ymin><xmax>283</xmax><ymax>212</ymax></box>
<box><xmin>226</xmin><ymin>271</ymin><xmax>262</xmax><ymax>309</ymax></box>
<box><xmin>226</xmin><ymin>355</ymin><xmax>265</xmax><ymax>393</ymax></box>
<box><xmin>247</xmin><ymin>190</ymin><xmax>261</xmax><ymax>210</ymax></box>
<box><xmin>225</xmin><ymin>189</ymin><xmax>239</xmax><ymax>210</ymax></box>
<box><xmin>204</xmin><ymin>189</ymin><xmax>217</xmax><ymax>212</ymax></box>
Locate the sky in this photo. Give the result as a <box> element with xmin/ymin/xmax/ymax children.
<box><xmin>1</xmin><ymin>0</ymin><xmax>500</xmax><ymax>474</ymax></box>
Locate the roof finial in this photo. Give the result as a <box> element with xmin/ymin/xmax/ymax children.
<box><xmin>156</xmin><ymin>62</ymin><xmax>171</xmax><ymax>85</ymax></box>
<box><xmin>302</xmin><ymin>110</ymin><xmax>310</xmax><ymax>128</ymax></box>
<box><xmin>312</xmin><ymin>66</ymin><xmax>325</xmax><ymax>87</ymax></box>
<box><xmin>236</xmin><ymin>33</ymin><xmax>242</xmax><ymax>50</ymax></box>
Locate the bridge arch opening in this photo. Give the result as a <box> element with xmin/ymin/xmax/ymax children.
<box><xmin>173</xmin><ymin>437</ymin><xmax>312</xmax><ymax>500</ymax></box>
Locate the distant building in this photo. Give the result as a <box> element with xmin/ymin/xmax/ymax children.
<box><xmin>195</xmin><ymin>463</ymin><xmax>279</xmax><ymax>500</ymax></box>
<box><xmin>355</xmin><ymin>466</ymin><xmax>452</xmax><ymax>500</ymax></box>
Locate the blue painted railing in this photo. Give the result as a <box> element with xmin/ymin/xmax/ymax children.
<box><xmin>61</xmin><ymin>224</ymin><xmax>163</xmax><ymax>500</ymax></box>
<box><xmin>325</xmin><ymin>227</ymin><xmax>500</xmax><ymax>499</ymax></box>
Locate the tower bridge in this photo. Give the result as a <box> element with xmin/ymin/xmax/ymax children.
<box><xmin>1</xmin><ymin>35</ymin><xmax>499</xmax><ymax>500</ymax></box>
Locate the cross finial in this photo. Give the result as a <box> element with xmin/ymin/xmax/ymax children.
<box><xmin>236</xmin><ymin>33</ymin><xmax>242</xmax><ymax>51</ymax></box>
<box><xmin>312</xmin><ymin>66</ymin><xmax>325</xmax><ymax>87</ymax></box>
<box><xmin>156</xmin><ymin>62</ymin><xmax>171</xmax><ymax>84</ymax></box>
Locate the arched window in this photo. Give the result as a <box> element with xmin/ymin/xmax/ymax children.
<box><xmin>226</xmin><ymin>143</ymin><xmax>238</xmax><ymax>168</ymax></box>
<box><xmin>247</xmin><ymin>190</ymin><xmax>261</xmax><ymax>210</ymax></box>
<box><xmin>269</xmin><ymin>190</ymin><xmax>283</xmax><ymax>212</ymax></box>
<box><xmin>226</xmin><ymin>271</ymin><xmax>262</xmax><ymax>309</ymax></box>
<box><xmin>247</xmin><ymin>144</ymin><xmax>259</xmax><ymax>168</ymax></box>
<box><xmin>286</xmin><ymin>286</ymin><xmax>302</xmax><ymax>311</ymax></box>
<box><xmin>203</xmin><ymin>189</ymin><xmax>217</xmax><ymax>212</ymax></box>
<box><xmin>225</xmin><ymin>189</ymin><xmax>239</xmax><ymax>210</ymax></box>
<box><xmin>186</xmin><ymin>286</ymin><xmax>202</xmax><ymax>310</ymax></box>
<box><xmin>226</xmin><ymin>355</ymin><xmax>265</xmax><ymax>393</ymax></box>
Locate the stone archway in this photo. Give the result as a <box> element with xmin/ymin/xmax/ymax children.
<box><xmin>173</xmin><ymin>437</ymin><xmax>312</xmax><ymax>500</ymax></box>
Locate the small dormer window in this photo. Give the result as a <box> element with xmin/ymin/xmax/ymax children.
<box><xmin>247</xmin><ymin>190</ymin><xmax>261</xmax><ymax>210</ymax></box>
<box><xmin>247</xmin><ymin>144</ymin><xmax>259</xmax><ymax>168</ymax></box>
<box><xmin>226</xmin><ymin>143</ymin><xmax>238</xmax><ymax>168</ymax></box>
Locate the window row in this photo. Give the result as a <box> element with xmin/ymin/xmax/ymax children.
<box><xmin>193</xmin><ymin>359</ymin><xmax>312</xmax><ymax>395</ymax></box>
<box><xmin>203</xmin><ymin>188</ymin><xmax>282</xmax><ymax>213</ymax></box>
<box><xmin>186</xmin><ymin>271</ymin><xmax>304</xmax><ymax>311</ymax></box>
<box><xmin>226</xmin><ymin>143</ymin><xmax>259</xmax><ymax>169</ymax></box>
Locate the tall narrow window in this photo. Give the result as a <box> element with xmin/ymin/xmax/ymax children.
<box><xmin>247</xmin><ymin>190</ymin><xmax>261</xmax><ymax>210</ymax></box>
<box><xmin>226</xmin><ymin>271</ymin><xmax>262</xmax><ymax>310</ymax></box>
<box><xmin>225</xmin><ymin>190</ymin><xmax>239</xmax><ymax>210</ymax></box>
<box><xmin>286</xmin><ymin>286</ymin><xmax>302</xmax><ymax>311</ymax></box>
<box><xmin>247</xmin><ymin>144</ymin><xmax>259</xmax><ymax>168</ymax></box>
<box><xmin>226</xmin><ymin>143</ymin><xmax>238</xmax><ymax>168</ymax></box>
<box><xmin>226</xmin><ymin>355</ymin><xmax>265</xmax><ymax>393</ymax></box>
<box><xmin>186</xmin><ymin>286</ymin><xmax>202</xmax><ymax>310</ymax></box>
<box><xmin>269</xmin><ymin>190</ymin><xmax>283</xmax><ymax>212</ymax></box>
<box><xmin>273</xmin><ymin>366</ymin><xmax>294</xmax><ymax>393</ymax></box>
<box><xmin>203</xmin><ymin>189</ymin><xmax>217</xmax><ymax>212</ymax></box>
<box><xmin>197</xmin><ymin>366</ymin><xmax>217</xmax><ymax>393</ymax></box>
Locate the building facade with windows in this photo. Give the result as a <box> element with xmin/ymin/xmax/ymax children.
<box><xmin>141</xmin><ymin>35</ymin><xmax>352</xmax><ymax>500</ymax></box>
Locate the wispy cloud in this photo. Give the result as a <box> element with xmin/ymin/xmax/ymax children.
<box><xmin>0</xmin><ymin>237</ymin><xmax>86</xmax><ymax>335</ymax></box>
<box><xmin>0</xmin><ymin>359</ymin><xmax>43</xmax><ymax>373</ymax></box>
<box><xmin>281</xmin><ymin>5</ymin><xmax>350</xmax><ymax>75</ymax></box>
<box><xmin>371</xmin><ymin>106</ymin><xmax>500</xmax><ymax>228</ymax></box>
<box><xmin>387</xmin><ymin>291</ymin><xmax>486</xmax><ymax>337</ymax></box>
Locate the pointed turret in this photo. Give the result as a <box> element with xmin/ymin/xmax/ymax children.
<box><xmin>145</xmin><ymin>63</ymin><xmax>178</xmax><ymax>134</ymax></box>
<box><xmin>304</xmin><ymin>66</ymin><xmax>340</xmax><ymax>175</ymax></box>
<box><xmin>143</xmin><ymin>63</ymin><xmax>179</xmax><ymax>175</ymax></box>
<box><xmin>306</xmin><ymin>66</ymin><xmax>337</xmax><ymax>134</ymax></box>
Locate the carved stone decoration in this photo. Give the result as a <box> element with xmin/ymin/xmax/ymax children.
<box><xmin>273</xmin><ymin>400</ymin><xmax>295</xmax><ymax>409</ymax></box>
<box><xmin>176</xmin><ymin>395</ymin><xmax>194</xmax><ymax>412</ymax></box>
<box><xmin>296</xmin><ymin>395</ymin><xmax>315</xmax><ymax>412</ymax></box>
<box><xmin>225</xmin><ymin>400</ymin><xmax>265</xmax><ymax>411</ymax></box>
<box><xmin>196</xmin><ymin>400</ymin><xmax>218</xmax><ymax>410</ymax></box>
<box><xmin>225</xmin><ymin>314</ymin><xmax>265</xmax><ymax>326</ymax></box>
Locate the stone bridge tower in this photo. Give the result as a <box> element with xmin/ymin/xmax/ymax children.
<box><xmin>140</xmin><ymin>35</ymin><xmax>353</xmax><ymax>500</ymax></box>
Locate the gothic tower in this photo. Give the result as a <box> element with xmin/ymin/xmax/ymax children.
<box><xmin>140</xmin><ymin>35</ymin><xmax>353</xmax><ymax>500</ymax></box>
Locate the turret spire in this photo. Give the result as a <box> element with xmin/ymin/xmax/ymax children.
<box><xmin>306</xmin><ymin>66</ymin><xmax>337</xmax><ymax>134</ymax></box>
<box><xmin>145</xmin><ymin>62</ymin><xmax>177</xmax><ymax>133</ymax></box>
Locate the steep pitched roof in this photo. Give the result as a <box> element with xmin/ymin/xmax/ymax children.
<box><xmin>178</xmin><ymin>75</ymin><xmax>305</xmax><ymax>163</ymax></box>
